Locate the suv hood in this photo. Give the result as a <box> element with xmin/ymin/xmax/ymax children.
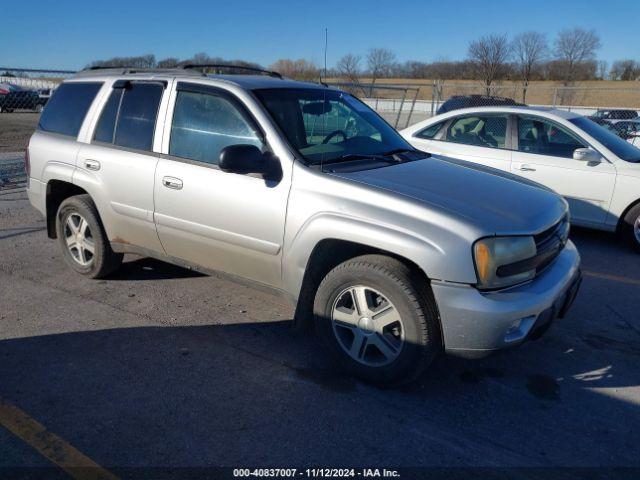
<box><xmin>330</xmin><ymin>155</ymin><xmax>567</xmax><ymax>235</ymax></box>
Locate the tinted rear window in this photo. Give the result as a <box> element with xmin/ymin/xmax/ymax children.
<box><xmin>38</xmin><ymin>82</ymin><xmax>102</xmax><ymax>137</ymax></box>
<box><xmin>114</xmin><ymin>83</ymin><xmax>163</xmax><ymax>151</ymax></box>
<box><xmin>91</xmin><ymin>82</ymin><xmax>164</xmax><ymax>151</ymax></box>
<box><xmin>93</xmin><ymin>89</ymin><xmax>123</xmax><ymax>143</ymax></box>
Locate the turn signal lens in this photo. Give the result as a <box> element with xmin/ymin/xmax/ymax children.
<box><xmin>475</xmin><ymin>242</ymin><xmax>492</xmax><ymax>283</ymax></box>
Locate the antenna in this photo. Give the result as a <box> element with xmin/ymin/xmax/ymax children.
<box><xmin>320</xmin><ymin>28</ymin><xmax>328</xmax><ymax>169</ymax></box>
<box><xmin>323</xmin><ymin>27</ymin><xmax>328</xmax><ymax>81</ymax></box>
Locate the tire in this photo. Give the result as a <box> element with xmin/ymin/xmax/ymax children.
<box><xmin>620</xmin><ymin>203</ymin><xmax>640</xmax><ymax>253</ymax></box>
<box><xmin>55</xmin><ymin>195</ymin><xmax>123</xmax><ymax>278</ymax></box>
<box><xmin>313</xmin><ymin>254</ymin><xmax>441</xmax><ymax>387</ymax></box>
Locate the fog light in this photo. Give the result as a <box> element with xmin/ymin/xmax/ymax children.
<box><xmin>504</xmin><ymin>315</ymin><xmax>536</xmax><ymax>343</ymax></box>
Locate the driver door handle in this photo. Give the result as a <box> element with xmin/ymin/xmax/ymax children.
<box><xmin>162</xmin><ymin>176</ymin><xmax>183</xmax><ymax>190</ymax></box>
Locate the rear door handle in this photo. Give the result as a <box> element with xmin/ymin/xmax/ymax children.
<box><xmin>162</xmin><ymin>176</ymin><xmax>183</xmax><ymax>190</ymax></box>
<box><xmin>515</xmin><ymin>164</ymin><xmax>536</xmax><ymax>172</ymax></box>
<box><xmin>84</xmin><ymin>159</ymin><xmax>101</xmax><ymax>171</ymax></box>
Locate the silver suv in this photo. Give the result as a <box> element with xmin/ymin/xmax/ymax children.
<box><xmin>26</xmin><ymin>66</ymin><xmax>581</xmax><ymax>386</ymax></box>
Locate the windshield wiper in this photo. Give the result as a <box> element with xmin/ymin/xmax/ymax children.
<box><xmin>312</xmin><ymin>153</ymin><xmax>388</xmax><ymax>165</ymax></box>
<box><xmin>381</xmin><ymin>147</ymin><xmax>430</xmax><ymax>158</ymax></box>
<box><xmin>311</xmin><ymin>149</ymin><xmax>429</xmax><ymax>166</ymax></box>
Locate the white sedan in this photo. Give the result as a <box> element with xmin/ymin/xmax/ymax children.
<box><xmin>401</xmin><ymin>107</ymin><xmax>640</xmax><ymax>251</ymax></box>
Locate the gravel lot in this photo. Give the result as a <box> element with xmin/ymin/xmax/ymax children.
<box><xmin>0</xmin><ymin>113</ymin><xmax>38</xmax><ymax>153</ymax></box>
<box><xmin>0</xmin><ymin>157</ymin><xmax>639</xmax><ymax>478</ymax></box>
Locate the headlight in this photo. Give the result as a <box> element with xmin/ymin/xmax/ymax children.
<box><xmin>473</xmin><ymin>236</ymin><xmax>536</xmax><ymax>290</ymax></box>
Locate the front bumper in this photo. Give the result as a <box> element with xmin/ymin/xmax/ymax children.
<box><xmin>432</xmin><ymin>240</ymin><xmax>581</xmax><ymax>356</ymax></box>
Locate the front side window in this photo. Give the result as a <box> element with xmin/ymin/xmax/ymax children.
<box><xmin>518</xmin><ymin>116</ymin><xmax>585</xmax><ymax>158</ymax></box>
<box><xmin>254</xmin><ymin>88</ymin><xmax>411</xmax><ymax>164</ymax></box>
<box><xmin>169</xmin><ymin>90</ymin><xmax>263</xmax><ymax>165</ymax></box>
<box><xmin>445</xmin><ymin>115</ymin><xmax>508</xmax><ymax>149</ymax></box>
<box><xmin>38</xmin><ymin>82</ymin><xmax>102</xmax><ymax>137</ymax></box>
<box><xmin>93</xmin><ymin>82</ymin><xmax>163</xmax><ymax>151</ymax></box>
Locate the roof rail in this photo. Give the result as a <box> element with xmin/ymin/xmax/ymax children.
<box><xmin>180</xmin><ymin>64</ymin><xmax>283</xmax><ymax>79</ymax></box>
<box><xmin>75</xmin><ymin>66</ymin><xmax>205</xmax><ymax>78</ymax></box>
<box><xmin>86</xmin><ymin>65</ymin><xmax>136</xmax><ymax>70</ymax></box>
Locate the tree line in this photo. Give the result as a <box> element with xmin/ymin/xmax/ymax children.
<box><xmin>87</xmin><ymin>53</ymin><xmax>263</xmax><ymax>71</ymax></box>
<box><xmin>86</xmin><ymin>27</ymin><xmax>640</xmax><ymax>94</ymax></box>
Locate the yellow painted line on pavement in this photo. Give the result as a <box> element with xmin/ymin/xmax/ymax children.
<box><xmin>583</xmin><ymin>270</ymin><xmax>640</xmax><ymax>287</ymax></box>
<box><xmin>0</xmin><ymin>397</ymin><xmax>119</xmax><ymax>480</ymax></box>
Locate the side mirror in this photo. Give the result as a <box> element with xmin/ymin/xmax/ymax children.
<box><xmin>219</xmin><ymin>144</ymin><xmax>266</xmax><ymax>175</ymax></box>
<box><xmin>573</xmin><ymin>148</ymin><xmax>601</xmax><ymax>163</ymax></box>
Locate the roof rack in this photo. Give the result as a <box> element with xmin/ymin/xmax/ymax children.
<box><xmin>75</xmin><ymin>66</ymin><xmax>205</xmax><ymax>78</ymax></box>
<box><xmin>180</xmin><ymin>64</ymin><xmax>283</xmax><ymax>79</ymax></box>
<box><xmin>74</xmin><ymin>64</ymin><xmax>284</xmax><ymax>80</ymax></box>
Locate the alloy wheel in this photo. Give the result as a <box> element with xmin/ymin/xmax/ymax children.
<box><xmin>331</xmin><ymin>285</ymin><xmax>405</xmax><ymax>366</ymax></box>
<box><xmin>64</xmin><ymin>213</ymin><xmax>95</xmax><ymax>266</ymax></box>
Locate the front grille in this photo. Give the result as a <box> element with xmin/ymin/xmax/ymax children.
<box><xmin>533</xmin><ymin>215</ymin><xmax>570</xmax><ymax>274</ymax></box>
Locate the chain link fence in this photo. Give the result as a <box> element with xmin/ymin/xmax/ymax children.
<box><xmin>328</xmin><ymin>82</ymin><xmax>423</xmax><ymax>129</ymax></box>
<box><xmin>328</xmin><ymin>81</ymin><xmax>640</xmax><ymax>128</ymax></box>
<box><xmin>0</xmin><ymin>68</ymin><xmax>75</xmax><ymax>191</ymax></box>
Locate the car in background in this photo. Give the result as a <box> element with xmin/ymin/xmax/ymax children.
<box><xmin>590</xmin><ymin>109</ymin><xmax>638</xmax><ymax>124</ymax></box>
<box><xmin>0</xmin><ymin>84</ymin><xmax>40</xmax><ymax>113</ymax></box>
<box><xmin>591</xmin><ymin>118</ymin><xmax>640</xmax><ymax>145</ymax></box>
<box><xmin>0</xmin><ymin>83</ymin><xmax>18</xmax><ymax>111</ymax></box>
<box><xmin>613</xmin><ymin>120</ymin><xmax>640</xmax><ymax>145</ymax></box>
<box><xmin>589</xmin><ymin>116</ymin><xmax>612</xmax><ymax>127</ymax></box>
<box><xmin>436</xmin><ymin>95</ymin><xmax>525</xmax><ymax>115</ymax></box>
<box><xmin>0</xmin><ymin>83</ymin><xmax>12</xmax><ymax>95</ymax></box>
<box><xmin>593</xmin><ymin>119</ymin><xmax>619</xmax><ymax>134</ymax></box>
<box><xmin>401</xmin><ymin>106</ymin><xmax>640</xmax><ymax>251</ymax></box>
<box><xmin>35</xmin><ymin>88</ymin><xmax>55</xmax><ymax>111</ymax></box>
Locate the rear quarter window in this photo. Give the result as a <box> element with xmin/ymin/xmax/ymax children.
<box><xmin>37</xmin><ymin>82</ymin><xmax>102</xmax><ymax>137</ymax></box>
<box><xmin>415</xmin><ymin>121</ymin><xmax>445</xmax><ymax>140</ymax></box>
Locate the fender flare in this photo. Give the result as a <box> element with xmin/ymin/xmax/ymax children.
<box><xmin>282</xmin><ymin>212</ymin><xmax>472</xmax><ymax>303</ymax></box>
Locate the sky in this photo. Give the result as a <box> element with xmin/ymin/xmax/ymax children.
<box><xmin>2</xmin><ymin>0</ymin><xmax>639</xmax><ymax>71</ymax></box>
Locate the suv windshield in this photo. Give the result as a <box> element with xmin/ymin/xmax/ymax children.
<box><xmin>570</xmin><ymin>116</ymin><xmax>640</xmax><ymax>162</ymax></box>
<box><xmin>254</xmin><ymin>88</ymin><xmax>413</xmax><ymax>164</ymax></box>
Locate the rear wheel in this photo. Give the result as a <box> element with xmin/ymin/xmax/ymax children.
<box><xmin>621</xmin><ymin>203</ymin><xmax>640</xmax><ymax>253</ymax></box>
<box><xmin>313</xmin><ymin>255</ymin><xmax>441</xmax><ymax>387</ymax></box>
<box><xmin>55</xmin><ymin>195</ymin><xmax>123</xmax><ymax>278</ymax></box>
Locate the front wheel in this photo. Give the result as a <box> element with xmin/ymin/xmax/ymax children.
<box><xmin>313</xmin><ymin>255</ymin><xmax>441</xmax><ymax>387</ymax></box>
<box><xmin>621</xmin><ymin>203</ymin><xmax>640</xmax><ymax>253</ymax></box>
<box><xmin>55</xmin><ymin>195</ymin><xmax>123</xmax><ymax>278</ymax></box>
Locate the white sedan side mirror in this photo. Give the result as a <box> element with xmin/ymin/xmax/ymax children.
<box><xmin>573</xmin><ymin>148</ymin><xmax>601</xmax><ymax>163</ymax></box>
